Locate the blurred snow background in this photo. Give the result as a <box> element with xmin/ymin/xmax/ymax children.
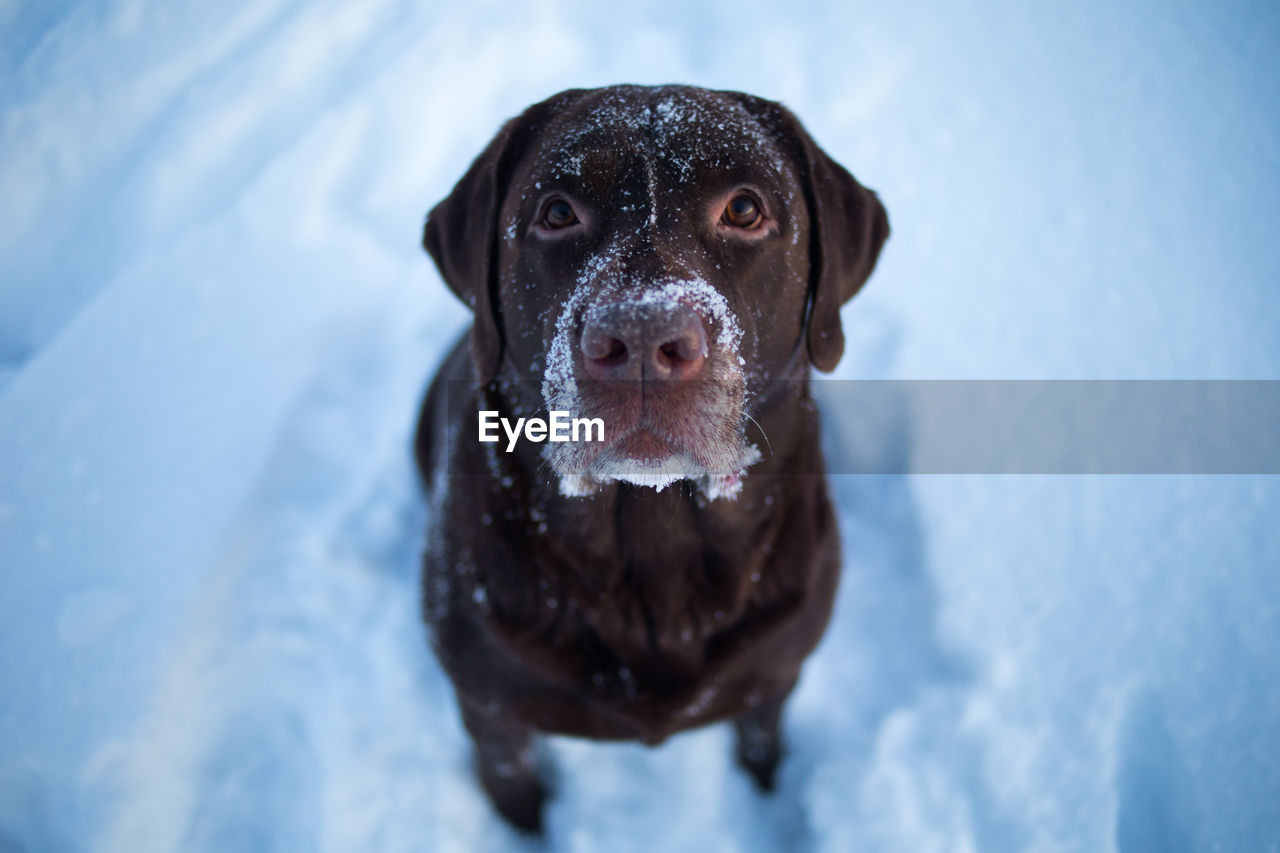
<box><xmin>1</xmin><ymin>0</ymin><xmax>1278</xmax><ymax>850</ymax></box>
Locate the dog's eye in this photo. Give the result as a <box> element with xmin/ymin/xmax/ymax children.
<box><xmin>722</xmin><ymin>193</ymin><xmax>762</xmax><ymax>229</ymax></box>
<box><xmin>539</xmin><ymin>199</ymin><xmax>579</xmax><ymax>230</ymax></box>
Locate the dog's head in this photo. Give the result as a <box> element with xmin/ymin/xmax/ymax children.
<box><xmin>425</xmin><ymin>85</ymin><xmax>888</xmax><ymax>497</ymax></box>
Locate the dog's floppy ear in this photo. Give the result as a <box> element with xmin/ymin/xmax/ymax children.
<box><xmin>424</xmin><ymin>94</ymin><xmax>578</xmax><ymax>382</ymax></box>
<box><xmin>734</xmin><ymin>96</ymin><xmax>890</xmax><ymax>372</ymax></box>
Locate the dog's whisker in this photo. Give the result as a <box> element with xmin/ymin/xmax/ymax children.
<box><xmin>744</xmin><ymin>413</ymin><xmax>773</xmax><ymax>458</ymax></box>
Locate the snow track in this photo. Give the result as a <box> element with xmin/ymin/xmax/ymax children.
<box><xmin>2</xmin><ymin>1</ymin><xmax>1278</xmax><ymax>850</ymax></box>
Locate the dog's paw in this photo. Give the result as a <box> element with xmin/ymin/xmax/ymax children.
<box><xmin>476</xmin><ymin>747</ymin><xmax>548</xmax><ymax>834</ymax></box>
<box><xmin>736</xmin><ymin>736</ymin><xmax>783</xmax><ymax>793</ymax></box>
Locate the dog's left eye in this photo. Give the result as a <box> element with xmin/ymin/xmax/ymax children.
<box><xmin>722</xmin><ymin>193</ymin><xmax>762</xmax><ymax>229</ymax></box>
<box><xmin>539</xmin><ymin>198</ymin><xmax>579</xmax><ymax>230</ymax></box>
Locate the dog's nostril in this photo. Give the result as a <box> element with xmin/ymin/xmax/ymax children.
<box><xmin>652</xmin><ymin>323</ymin><xmax>708</xmax><ymax>379</ymax></box>
<box><xmin>581</xmin><ymin>322</ymin><xmax>634</xmax><ymax>380</ymax></box>
<box><xmin>604</xmin><ymin>339</ymin><xmax>627</xmax><ymax>363</ymax></box>
<box><xmin>583</xmin><ymin>332</ymin><xmax>628</xmax><ymax>365</ymax></box>
<box><xmin>659</xmin><ymin>334</ymin><xmax>704</xmax><ymax>363</ymax></box>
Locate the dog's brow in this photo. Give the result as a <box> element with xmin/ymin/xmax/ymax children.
<box><xmin>543</xmin><ymin>92</ymin><xmax>784</xmax><ymax>184</ymax></box>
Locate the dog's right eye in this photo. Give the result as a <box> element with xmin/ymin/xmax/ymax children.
<box><xmin>724</xmin><ymin>194</ymin><xmax>761</xmax><ymax>228</ymax></box>
<box><xmin>539</xmin><ymin>199</ymin><xmax>579</xmax><ymax>230</ymax></box>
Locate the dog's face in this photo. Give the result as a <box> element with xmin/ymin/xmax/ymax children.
<box><xmin>426</xmin><ymin>85</ymin><xmax>888</xmax><ymax>497</ymax></box>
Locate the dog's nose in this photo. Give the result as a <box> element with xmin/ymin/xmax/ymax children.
<box><xmin>580</xmin><ymin>302</ymin><xmax>708</xmax><ymax>381</ymax></box>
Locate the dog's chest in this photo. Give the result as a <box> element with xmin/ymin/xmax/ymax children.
<box><xmin>450</xmin><ymin>484</ymin><xmax>798</xmax><ymax>722</ymax></box>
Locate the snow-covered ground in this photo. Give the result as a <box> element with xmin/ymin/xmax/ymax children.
<box><xmin>2</xmin><ymin>1</ymin><xmax>1277</xmax><ymax>850</ymax></box>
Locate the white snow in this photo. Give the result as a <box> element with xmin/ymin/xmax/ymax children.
<box><xmin>2</xmin><ymin>2</ymin><xmax>1278</xmax><ymax>851</ymax></box>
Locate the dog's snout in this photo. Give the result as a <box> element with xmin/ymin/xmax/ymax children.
<box><xmin>580</xmin><ymin>303</ymin><xmax>708</xmax><ymax>381</ymax></box>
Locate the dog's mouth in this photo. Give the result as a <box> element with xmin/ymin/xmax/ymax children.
<box><xmin>553</xmin><ymin>418</ymin><xmax>762</xmax><ymax>498</ymax></box>
<box><xmin>541</xmin><ymin>279</ymin><xmax>759</xmax><ymax>499</ymax></box>
<box><xmin>612</xmin><ymin>426</ymin><xmax>677</xmax><ymax>462</ymax></box>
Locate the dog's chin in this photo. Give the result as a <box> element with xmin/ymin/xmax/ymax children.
<box><xmin>547</xmin><ymin>426</ymin><xmax>761</xmax><ymax>501</ymax></box>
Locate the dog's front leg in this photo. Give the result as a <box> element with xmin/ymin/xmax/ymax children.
<box><xmin>459</xmin><ymin>700</ymin><xmax>547</xmax><ymax>833</ymax></box>
<box><xmin>733</xmin><ymin>687</ymin><xmax>793</xmax><ymax>792</ymax></box>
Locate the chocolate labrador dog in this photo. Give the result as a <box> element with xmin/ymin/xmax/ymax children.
<box><xmin>415</xmin><ymin>84</ymin><xmax>887</xmax><ymax>832</ymax></box>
